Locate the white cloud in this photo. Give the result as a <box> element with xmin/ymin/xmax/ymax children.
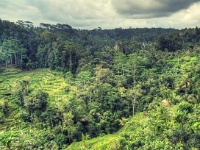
<box><xmin>159</xmin><ymin>2</ymin><xmax>200</xmax><ymax>28</ymax></box>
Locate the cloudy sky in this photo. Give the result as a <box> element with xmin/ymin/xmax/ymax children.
<box><xmin>0</xmin><ymin>0</ymin><xmax>200</xmax><ymax>29</ymax></box>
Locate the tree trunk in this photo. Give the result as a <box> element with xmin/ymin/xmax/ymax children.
<box><xmin>132</xmin><ymin>96</ymin><xmax>136</xmax><ymax>116</ymax></box>
<box><xmin>14</xmin><ymin>52</ymin><xmax>17</xmax><ymax>66</ymax></box>
<box><xmin>69</xmin><ymin>51</ymin><xmax>72</xmax><ymax>72</ymax></box>
<box><xmin>20</xmin><ymin>52</ymin><xmax>23</xmax><ymax>69</ymax></box>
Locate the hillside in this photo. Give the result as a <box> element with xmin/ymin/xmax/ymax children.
<box><xmin>66</xmin><ymin>102</ymin><xmax>200</xmax><ymax>150</ymax></box>
<box><xmin>1</xmin><ymin>47</ymin><xmax>200</xmax><ymax>149</ymax></box>
<box><xmin>67</xmin><ymin>48</ymin><xmax>200</xmax><ymax>150</ymax></box>
<box><xmin>0</xmin><ymin>69</ymin><xmax>76</xmax><ymax>149</ymax></box>
<box><xmin>66</xmin><ymin>113</ymin><xmax>147</xmax><ymax>150</ymax></box>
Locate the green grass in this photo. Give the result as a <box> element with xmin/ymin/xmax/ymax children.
<box><xmin>0</xmin><ymin>68</ymin><xmax>69</xmax><ymax>98</ymax></box>
<box><xmin>0</xmin><ymin>68</ymin><xmax>73</xmax><ymax>132</ymax></box>
<box><xmin>66</xmin><ymin>113</ymin><xmax>148</xmax><ymax>150</ymax></box>
<box><xmin>67</xmin><ymin>134</ymin><xmax>121</xmax><ymax>150</ymax></box>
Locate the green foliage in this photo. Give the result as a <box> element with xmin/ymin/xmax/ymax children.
<box><xmin>0</xmin><ymin>100</ymin><xmax>5</xmax><ymax>123</ymax></box>
<box><xmin>24</xmin><ymin>90</ymin><xmax>48</xmax><ymax>114</ymax></box>
<box><xmin>0</xmin><ymin>65</ymin><xmax>4</xmax><ymax>73</ymax></box>
<box><xmin>1</xmin><ymin>20</ymin><xmax>200</xmax><ymax>149</ymax></box>
<box><xmin>176</xmin><ymin>101</ymin><xmax>193</xmax><ymax>113</ymax></box>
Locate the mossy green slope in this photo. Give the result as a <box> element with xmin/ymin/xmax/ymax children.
<box><xmin>66</xmin><ymin>113</ymin><xmax>147</xmax><ymax>150</ymax></box>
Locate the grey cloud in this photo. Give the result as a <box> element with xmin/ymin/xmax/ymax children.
<box><xmin>112</xmin><ymin>0</ymin><xmax>200</xmax><ymax>18</ymax></box>
<box><xmin>25</xmin><ymin>0</ymin><xmax>114</xmax><ymax>27</ymax></box>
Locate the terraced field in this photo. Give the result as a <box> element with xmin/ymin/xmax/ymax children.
<box><xmin>1</xmin><ymin>68</ymin><xmax>70</xmax><ymax>95</ymax></box>
<box><xmin>0</xmin><ymin>68</ymin><xmax>74</xmax><ymax>132</ymax></box>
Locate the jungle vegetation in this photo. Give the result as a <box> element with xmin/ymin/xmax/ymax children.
<box><xmin>0</xmin><ymin>19</ymin><xmax>200</xmax><ymax>149</ymax></box>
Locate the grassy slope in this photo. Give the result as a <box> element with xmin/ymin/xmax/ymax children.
<box><xmin>0</xmin><ymin>68</ymin><xmax>70</xmax><ymax>131</ymax></box>
<box><xmin>66</xmin><ymin>113</ymin><xmax>148</xmax><ymax>150</ymax></box>
<box><xmin>0</xmin><ymin>68</ymin><xmax>67</xmax><ymax>97</ymax></box>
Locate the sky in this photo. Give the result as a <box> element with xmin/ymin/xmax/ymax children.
<box><xmin>0</xmin><ymin>0</ymin><xmax>200</xmax><ymax>29</ymax></box>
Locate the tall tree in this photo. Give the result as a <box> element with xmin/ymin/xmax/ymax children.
<box><xmin>2</xmin><ymin>39</ymin><xmax>26</xmax><ymax>67</ymax></box>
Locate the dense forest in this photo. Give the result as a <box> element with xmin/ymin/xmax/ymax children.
<box><xmin>1</xmin><ymin>19</ymin><xmax>200</xmax><ymax>149</ymax></box>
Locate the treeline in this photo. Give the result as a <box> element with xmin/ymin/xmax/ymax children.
<box><xmin>0</xmin><ymin>19</ymin><xmax>183</xmax><ymax>72</ymax></box>
<box><xmin>1</xmin><ymin>19</ymin><xmax>200</xmax><ymax>73</ymax></box>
